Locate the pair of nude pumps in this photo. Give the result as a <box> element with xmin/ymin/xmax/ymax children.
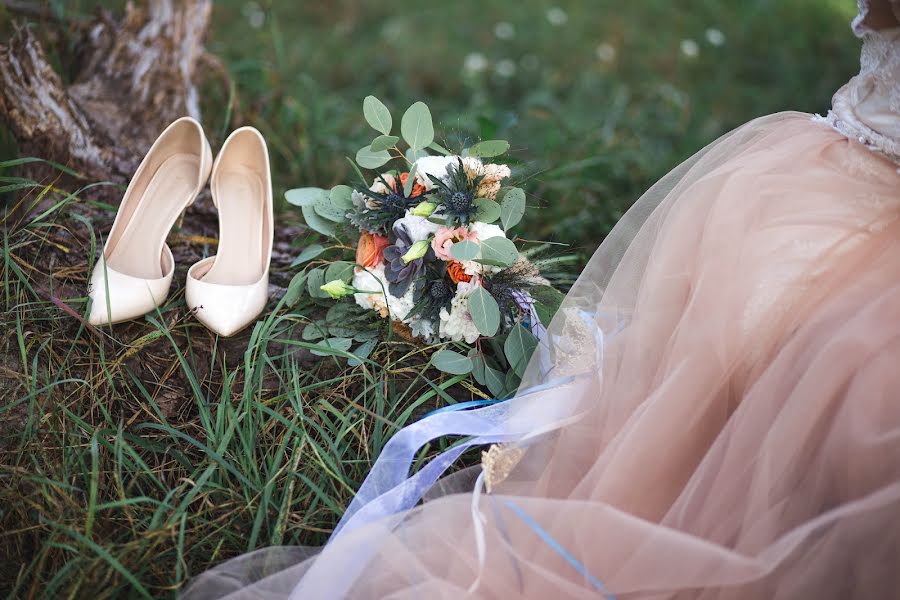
<box><xmin>87</xmin><ymin>117</ymin><xmax>273</xmax><ymax>337</ymax></box>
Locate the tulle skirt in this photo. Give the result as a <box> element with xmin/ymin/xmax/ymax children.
<box><xmin>183</xmin><ymin>112</ymin><xmax>900</xmax><ymax>599</ymax></box>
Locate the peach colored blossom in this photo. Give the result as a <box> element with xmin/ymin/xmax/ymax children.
<box><xmin>356</xmin><ymin>232</ymin><xmax>390</xmax><ymax>268</ymax></box>
<box><xmin>431</xmin><ymin>226</ymin><xmax>478</xmax><ymax>261</ymax></box>
<box><xmin>448</xmin><ymin>261</ymin><xmax>472</xmax><ymax>284</ymax></box>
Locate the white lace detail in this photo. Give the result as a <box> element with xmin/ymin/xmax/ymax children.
<box><xmin>816</xmin><ymin>25</ymin><xmax>900</xmax><ymax>166</ymax></box>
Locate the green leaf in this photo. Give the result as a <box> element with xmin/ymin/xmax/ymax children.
<box><xmin>468</xmin><ymin>140</ymin><xmax>510</xmax><ymax>158</ymax></box>
<box><xmin>314</xmin><ymin>194</ymin><xmax>348</xmax><ymax>223</ymax></box>
<box><xmin>370</xmin><ymin>135</ymin><xmax>400</xmax><ymax>152</ymax></box>
<box><xmin>301</xmin><ymin>204</ymin><xmax>336</xmax><ymax>237</ymax></box>
<box><xmin>356</xmin><ymin>145</ymin><xmax>392</xmax><ymax>169</ymax></box>
<box><xmin>530</xmin><ymin>286</ymin><xmax>565</xmax><ymax>324</ymax></box>
<box><xmin>302</xmin><ymin>321</ymin><xmax>328</xmax><ymax>340</ymax></box>
<box><xmin>307</xmin><ymin>268</ymin><xmax>328</xmax><ymax>298</ymax></box>
<box><xmin>504</xmin><ymin>324</ymin><xmax>538</xmax><ymax>378</ymax></box>
<box><xmin>363</xmin><ymin>95</ymin><xmax>392</xmax><ymax>135</ymax></box>
<box><xmin>468</xmin><ymin>287</ymin><xmax>500</xmax><ymax>337</ymax></box>
<box><xmin>325</xmin><ymin>261</ymin><xmax>354</xmax><ymax>284</ymax></box>
<box><xmin>310</xmin><ymin>337</ymin><xmax>353</xmax><ymax>357</ymax></box>
<box><xmin>478</xmin><ymin>236</ymin><xmax>519</xmax><ymax>267</ymax></box>
<box><xmin>348</xmin><ymin>339</ymin><xmax>377</xmax><ymax>367</ymax></box>
<box><xmin>283</xmin><ymin>272</ymin><xmax>308</xmax><ymax>307</ymax></box>
<box><xmin>428</xmin><ymin>141</ymin><xmax>451</xmax><ymax>155</ymax></box>
<box><xmin>405</xmin><ymin>147</ymin><xmax>428</xmax><ymax>163</ymax></box>
<box><xmin>432</xmin><ymin>349</ymin><xmax>474</xmax><ymax>375</ymax></box>
<box><xmin>330</xmin><ymin>185</ymin><xmax>355</xmax><ymax>210</ymax></box>
<box><xmin>450</xmin><ymin>239</ymin><xmax>480</xmax><ymax>262</ymax></box>
<box><xmin>473</xmin><ymin>198</ymin><xmax>501</xmax><ymax>223</ymax></box>
<box><xmin>485</xmin><ymin>364</ymin><xmax>506</xmax><ymax>397</ymax></box>
<box><xmin>404</xmin><ymin>163</ymin><xmax>418</xmax><ymax>197</ymax></box>
<box><xmin>500</xmin><ymin>187</ymin><xmax>526</xmax><ymax>230</ymax></box>
<box><xmin>504</xmin><ymin>370</ymin><xmax>521</xmax><ymax>397</ymax></box>
<box><xmin>285</xmin><ymin>187</ymin><xmax>328</xmax><ymax>207</ymax></box>
<box><xmin>470</xmin><ymin>352</ymin><xmax>487</xmax><ymax>386</ymax></box>
<box><xmin>291</xmin><ymin>244</ymin><xmax>325</xmax><ymax>267</ymax></box>
<box><xmin>400</xmin><ymin>102</ymin><xmax>435</xmax><ymax>151</ymax></box>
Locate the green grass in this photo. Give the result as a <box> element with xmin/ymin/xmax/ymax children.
<box><xmin>0</xmin><ymin>0</ymin><xmax>862</xmax><ymax>597</ymax></box>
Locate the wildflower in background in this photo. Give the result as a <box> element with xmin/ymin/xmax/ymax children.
<box><xmin>493</xmin><ymin>21</ymin><xmax>515</xmax><ymax>40</ymax></box>
<box><xmin>595</xmin><ymin>43</ymin><xmax>617</xmax><ymax>63</ymax></box>
<box><xmin>463</xmin><ymin>52</ymin><xmax>489</xmax><ymax>74</ymax></box>
<box><xmin>680</xmin><ymin>39</ymin><xmax>700</xmax><ymax>58</ymax></box>
<box><xmin>495</xmin><ymin>59</ymin><xmax>517</xmax><ymax>78</ymax></box>
<box><xmin>242</xmin><ymin>2</ymin><xmax>265</xmax><ymax>28</ymax></box>
<box><xmin>705</xmin><ymin>28</ymin><xmax>726</xmax><ymax>47</ymax></box>
<box><xmin>520</xmin><ymin>54</ymin><xmax>540</xmax><ymax>71</ymax></box>
<box><xmin>546</xmin><ymin>7</ymin><xmax>568</xmax><ymax>26</ymax></box>
<box><xmin>356</xmin><ymin>232</ymin><xmax>390</xmax><ymax>269</ymax></box>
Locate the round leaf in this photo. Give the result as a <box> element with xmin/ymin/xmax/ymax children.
<box><xmin>450</xmin><ymin>239</ymin><xmax>480</xmax><ymax>262</ymax></box>
<box><xmin>314</xmin><ymin>194</ymin><xmax>348</xmax><ymax>223</ymax></box>
<box><xmin>467</xmin><ymin>140</ymin><xmax>510</xmax><ymax>158</ymax></box>
<box><xmin>325</xmin><ymin>261</ymin><xmax>354</xmax><ymax>284</ymax></box>
<box><xmin>330</xmin><ymin>185</ymin><xmax>355</xmax><ymax>210</ymax></box>
<box><xmin>478</xmin><ymin>236</ymin><xmax>519</xmax><ymax>267</ymax></box>
<box><xmin>473</xmin><ymin>198</ymin><xmax>501</xmax><ymax>223</ymax></box>
<box><xmin>400</xmin><ymin>102</ymin><xmax>435</xmax><ymax>151</ymax></box>
<box><xmin>363</xmin><ymin>95</ymin><xmax>392</xmax><ymax>135</ymax></box>
<box><xmin>302</xmin><ymin>321</ymin><xmax>327</xmax><ymax>341</ymax></box>
<box><xmin>500</xmin><ymin>187</ymin><xmax>526</xmax><ymax>230</ymax></box>
<box><xmin>283</xmin><ymin>272</ymin><xmax>308</xmax><ymax>307</ymax></box>
<box><xmin>370</xmin><ymin>134</ymin><xmax>400</xmax><ymax>152</ymax></box>
<box><xmin>310</xmin><ymin>337</ymin><xmax>353</xmax><ymax>357</ymax></box>
<box><xmin>356</xmin><ymin>145</ymin><xmax>392</xmax><ymax>169</ymax></box>
<box><xmin>484</xmin><ymin>364</ymin><xmax>505</xmax><ymax>397</ymax></box>
<box><xmin>348</xmin><ymin>339</ymin><xmax>377</xmax><ymax>367</ymax></box>
<box><xmin>467</xmin><ymin>287</ymin><xmax>500</xmax><ymax>337</ymax></box>
<box><xmin>504</xmin><ymin>324</ymin><xmax>538</xmax><ymax>378</ymax></box>
<box><xmin>291</xmin><ymin>244</ymin><xmax>325</xmax><ymax>267</ymax></box>
<box><xmin>432</xmin><ymin>349</ymin><xmax>474</xmax><ymax>375</ymax></box>
<box><xmin>285</xmin><ymin>187</ymin><xmax>328</xmax><ymax>207</ymax></box>
<box><xmin>301</xmin><ymin>204</ymin><xmax>336</xmax><ymax>237</ymax></box>
<box><xmin>307</xmin><ymin>268</ymin><xmax>328</xmax><ymax>298</ymax></box>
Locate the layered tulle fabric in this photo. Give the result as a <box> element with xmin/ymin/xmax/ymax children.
<box><xmin>182</xmin><ymin>112</ymin><xmax>900</xmax><ymax>599</ymax></box>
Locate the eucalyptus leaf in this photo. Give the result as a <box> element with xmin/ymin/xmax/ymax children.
<box><xmin>504</xmin><ymin>324</ymin><xmax>538</xmax><ymax>378</ymax></box>
<box><xmin>356</xmin><ymin>145</ymin><xmax>392</xmax><ymax>169</ymax></box>
<box><xmin>327</xmin><ymin>302</ymin><xmax>367</xmax><ymax>323</ymax></box>
<box><xmin>468</xmin><ymin>287</ymin><xmax>500</xmax><ymax>337</ymax></box>
<box><xmin>283</xmin><ymin>272</ymin><xmax>308</xmax><ymax>307</ymax></box>
<box><xmin>348</xmin><ymin>339</ymin><xmax>377</xmax><ymax>367</ymax></box>
<box><xmin>405</xmin><ymin>147</ymin><xmax>428</xmax><ymax>163</ymax></box>
<box><xmin>314</xmin><ymin>195</ymin><xmax>348</xmax><ymax>223</ymax></box>
<box><xmin>431</xmin><ymin>349</ymin><xmax>474</xmax><ymax>375</ymax></box>
<box><xmin>468</xmin><ymin>140</ymin><xmax>510</xmax><ymax>158</ymax></box>
<box><xmin>478</xmin><ymin>236</ymin><xmax>519</xmax><ymax>267</ymax></box>
<box><xmin>290</xmin><ymin>244</ymin><xmax>325</xmax><ymax>267</ymax></box>
<box><xmin>428</xmin><ymin>141</ymin><xmax>451</xmax><ymax>156</ymax></box>
<box><xmin>302</xmin><ymin>321</ymin><xmax>327</xmax><ymax>341</ymax></box>
<box><xmin>403</xmin><ymin>163</ymin><xmax>418</xmax><ymax>197</ymax></box>
<box><xmin>400</xmin><ymin>102</ymin><xmax>435</xmax><ymax>151</ymax></box>
<box><xmin>484</xmin><ymin>364</ymin><xmax>506</xmax><ymax>397</ymax></box>
<box><xmin>530</xmin><ymin>286</ymin><xmax>565</xmax><ymax>324</ymax></box>
<box><xmin>363</xmin><ymin>95</ymin><xmax>392</xmax><ymax>135</ymax></box>
<box><xmin>504</xmin><ymin>369</ymin><xmax>521</xmax><ymax>397</ymax></box>
<box><xmin>310</xmin><ymin>337</ymin><xmax>353</xmax><ymax>357</ymax></box>
<box><xmin>500</xmin><ymin>187</ymin><xmax>526</xmax><ymax>230</ymax></box>
<box><xmin>473</xmin><ymin>198</ymin><xmax>501</xmax><ymax>223</ymax></box>
<box><xmin>307</xmin><ymin>268</ymin><xmax>328</xmax><ymax>298</ymax></box>
<box><xmin>325</xmin><ymin>261</ymin><xmax>355</xmax><ymax>284</ymax></box>
<box><xmin>327</xmin><ymin>323</ymin><xmax>358</xmax><ymax>339</ymax></box>
<box><xmin>370</xmin><ymin>135</ymin><xmax>400</xmax><ymax>152</ymax></box>
<box><xmin>301</xmin><ymin>204</ymin><xmax>336</xmax><ymax>237</ymax></box>
<box><xmin>470</xmin><ymin>352</ymin><xmax>487</xmax><ymax>386</ymax></box>
<box><xmin>450</xmin><ymin>239</ymin><xmax>480</xmax><ymax>262</ymax></box>
<box><xmin>285</xmin><ymin>187</ymin><xmax>328</xmax><ymax>207</ymax></box>
<box><xmin>354</xmin><ymin>329</ymin><xmax>380</xmax><ymax>342</ymax></box>
<box><xmin>330</xmin><ymin>185</ymin><xmax>355</xmax><ymax>210</ymax></box>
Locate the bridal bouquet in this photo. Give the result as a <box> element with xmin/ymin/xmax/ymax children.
<box><xmin>286</xmin><ymin>97</ymin><xmax>564</xmax><ymax>398</ymax></box>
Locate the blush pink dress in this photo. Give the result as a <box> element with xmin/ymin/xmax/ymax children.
<box><xmin>183</xmin><ymin>2</ymin><xmax>900</xmax><ymax>598</ymax></box>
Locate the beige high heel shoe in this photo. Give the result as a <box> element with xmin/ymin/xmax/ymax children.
<box><xmin>186</xmin><ymin>127</ymin><xmax>273</xmax><ymax>337</ymax></box>
<box><xmin>88</xmin><ymin>117</ymin><xmax>212</xmax><ymax>326</ymax></box>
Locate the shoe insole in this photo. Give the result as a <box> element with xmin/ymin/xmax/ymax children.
<box><xmin>107</xmin><ymin>153</ymin><xmax>199</xmax><ymax>280</ymax></box>
<box><xmin>204</xmin><ymin>167</ymin><xmax>265</xmax><ymax>286</ymax></box>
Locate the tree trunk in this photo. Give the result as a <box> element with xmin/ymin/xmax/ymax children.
<box><xmin>0</xmin><ymin>0</ymin><xmax>216</xmax><ymax>187</ymax></box>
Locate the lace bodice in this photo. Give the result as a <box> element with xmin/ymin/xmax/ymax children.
<box><xmin>818</xmin><ymin>1</ymin><xmax>900</xmax><ymax>165</ymax></box>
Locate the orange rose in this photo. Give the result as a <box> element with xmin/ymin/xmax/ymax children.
<box><xmin>356</xmin><ymin>232</ymin><xmax>390</xmax><ymax>269</ymax></box>
<box><xmin>399</xmin><ymin>172</ymin><xmax>427</xmax><ymax>198</ymax></box>
<box><xmin>448</xmin><ymin>261</ymin><xmax>472</xmax><ymax>284</ymax></box>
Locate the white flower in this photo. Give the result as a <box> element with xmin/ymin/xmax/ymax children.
<box><xmin>463</xmin><ymin>52</ymin><xmax>489</xmax><ymax>74</ymax></box>
<box><xmin>439</xmin><ymin>281</ymin><xmax>482</xmax><ymax>344</ymax></box>
<box><xmin>470</xmin><ymin>221</ymin><xmax>506</xmax><ymax>241</ymax></box>
<box><xmin>545</xmin><ymin>7</ymin><xmax>568</xmax><ymax>26</ymax></box>
<box><xmin>494</xmin><ymin>59</ymin><xmax>517</xmax><ymax>78</ymax></box>
<box><xmin>353</xmin><ymin>265</ymin><xmax>389</xmax><ymax>317</ymax></box>
<box><xmin>395</xmin><ymin>212</ymin><xmax>441</xmax><ymax>242</ymax></box>
<box><xmin>413</xmin><ymin>155</ymin><xmax>458</xmax><ymax>189</ymax></box>
<box><xmin>493</xmin><ymin>22</ymin><xmax>515</xmax><ymax>40</ymax></box>
<box><xmin>705</xmin><ymin>28</ymin><xmax>725</xmax><ymax>47</ymax></box>
<box><xmin>680</xmin><ymin>39</ymin><xmax>700</xmax><ymax>58</ymax></box>
<box><xmin>460</xmin><ymin>157</ymin><xmax>511</xmax><ymax>200</ymax></box>
<box><xmin>595</xmin><ymin>43</ymin><xmax>617</xmax><ymax>63</ymax></box>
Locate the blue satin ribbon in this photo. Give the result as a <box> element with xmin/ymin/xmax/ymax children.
<box><xmin>423</xmin><ymin>398</ymin><xmax>506</xmax><ymax>418</ymax></box>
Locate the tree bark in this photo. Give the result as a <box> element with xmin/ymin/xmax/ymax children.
<box><xmin>0</xmin><ymin>0</ymin><xmax>215</xmax><ymax>186</ymax></box>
